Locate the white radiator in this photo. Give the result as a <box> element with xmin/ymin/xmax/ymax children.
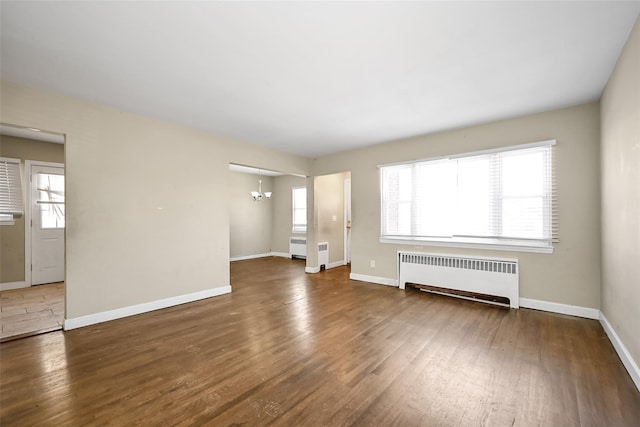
<box><xmin>290</xmin><ymin>237</ymin><xmax>307</xmax><ymax>259</ymax></box>
<box><xmin>318</xmin><ymin>242</ymin><xmax>328</xmax><ymax>269</ymax></box>
<box><xmin>398</xmin><ymin>251</ymin><xmax>519</xmax><ymax>308</ymax></box>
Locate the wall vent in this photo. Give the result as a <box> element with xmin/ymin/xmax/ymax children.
<box><xmin>289</xmin><ymin>237</ymin><xmax>306</xmax><ymax>259</ymax></box>
<box><xmin>318</xmin><ymin>242</ymin><xmax>328</xmax><ymax>269</ymax></box>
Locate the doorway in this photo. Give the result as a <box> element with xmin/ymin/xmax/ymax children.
<box><xmin>313</xmin><ymin>171</ymin><xmax>351</xmax><ymax>270</ymax></box>
<box><xmin>29</xmin><ymin>163</ymin><xmax>65</xmax><ymax>285</ymax></box>
<box><xmin>0</xmin><ymin>125</ymin><xmax>65</xmax><ymax>341</ymax></box>
<box><xmin>227</xmin><ymin>163</ymin><xmax>307</xmax><ymax>264</ymax></box>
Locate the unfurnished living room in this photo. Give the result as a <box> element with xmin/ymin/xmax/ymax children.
<box><xmin>1</xmin><ymin>1</ymin><xmax>639</xmax><ymax>425</ymax></box>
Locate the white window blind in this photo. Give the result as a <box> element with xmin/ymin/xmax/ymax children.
<box><xmin>380</xmin><ymin>141</ymin><xmax>557</xmax><ymax>248</ymax></box>
<box><xmin>0</xmin><ymin>157</ymin><xmax>24</xmax><ymax>224</ymax></box>
<box><xmin>292</xmin><ymin>186</ymin><xmax>307</xmax><ymax>233</ymax></box>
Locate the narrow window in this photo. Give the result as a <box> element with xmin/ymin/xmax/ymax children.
<box><xmin>292</xmin><ymin>186</ymin><xmax>307</xmax><ymax>233</ymax></box>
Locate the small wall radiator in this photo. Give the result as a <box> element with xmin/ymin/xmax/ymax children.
<box><xmin>318</xmin><ymin>242</ymin><xmax>329</xmax><ymax>269</ymax></box>
<box><xmin>398</xmin><ymin>251</ymin><xmax>519</xmax><ymax>308</ymax></box>
<box><xmin>289</xmin><ymin>237</ymin><xmax>307</xmax><ymax>259</ymax></box>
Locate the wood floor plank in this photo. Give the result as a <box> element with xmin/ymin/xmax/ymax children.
<box><xmin>0</xmin><ymin>283</ymin><xmax>64</xmax><ymax>341</ymax></box>
<box><xmin>0</xmin><ymin>258</ymin><xmax>638</xmax><ymax>426</ymax></box>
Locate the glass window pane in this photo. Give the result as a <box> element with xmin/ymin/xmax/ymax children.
<box><xmin>502</xmin><ymin>150</ymin><xmax>543</xmax><ymax>196</ymax></box>
<box><xmin>294</xmin><ymin>209</ymin><xmax>306</xmax><ymax>224</ymax></box>
<box><xmin>398</xmin><ymin>167</ymin><xmax>412</xmax><ymax>201</ymax></box>
<box><xmin>415</xmin><ymin>161</ymin><xmax>455</xmax><ymax>237</ymax></box>
<box><xmin>502</xmin><ymin>197</ymin><xmax>543</xmax><ymax>239</ymax></box>
<box><xmin>37</xmin><ymin>173</ymin><xmax>65</xmax><ymax>229</ymax></box>
<box><xmin>294</xmin><ymin>187</ymin><xmax>306</xmax><ymax>206</ymax></box>
<box><xmin>292</xmin><ymin>187</ymin><xmax>307</xmax><ymax>228</ymax></box>
<box><xmin>456</xmin><ymin>156</ymin><xmax>491</xmax><ymax>236</ymax></box>
<box><xmin>41</xmin><ymin>204</ymin><xmax>66</xmax><ymax>229</ymax></box>
<box><xmin>396</xmin><ymin>202</ymin><xmax>411</xmax><ymax>235</ymax></box>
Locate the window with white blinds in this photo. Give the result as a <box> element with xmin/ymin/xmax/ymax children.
<box><xmin>0</xmin><ymin>157</ymin><xmax>24</xmax><ymax>225</ymax></box>
<box><xmin>380</xmin><ymin>140</ymin><xmax>557</xmax><ymax>252</ymax></box>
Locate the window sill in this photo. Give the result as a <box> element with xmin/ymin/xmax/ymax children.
<box><xmin>292</xmin><ymin>229</ymin><xmax>307</xmax><ymax>234</ymax></box>
<box><xmin>380</xmin><ymin>236</ymin><xmax>554</xmax><ymax>254</ymax></box>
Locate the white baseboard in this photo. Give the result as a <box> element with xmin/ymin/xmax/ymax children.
<box><xmin>343</xmin><ymin>278</ymin><xmax>599</xmax><ymax>319</ymax></box>
<box><xmin>230</xmin><ymin>253</ymin><xmax>272</xmax><ymax>261</ymax></box>
<box><xmin>326</xmin><ymin>260</ymin><xmax>346</xmax><ymax>270</ymax></box>
<box><xmin>599</xmin><ymin>313</ymin><xmax>640</xmax><ymax>392</ymax></box>
<box><xmin>270</xmin><ymin>252</ymin><xmax>291</xmax><ymax>258</ymax></box>
<box><xmin>64</xmin><ymin>286</ymin><xmax>232</xmax><ymax>330</ymax></box>
<box><xmin>230</xmin><ymin>252</ymin><xmax>296</xmax><ymax>261</ymax></box>
<box><xmin>349</xmin><ymin>273</ymin><xmax>398</xmax><ymax>287</ymax></box>
<box><xmin>519</xmin><ymin>297</ymin><xmax>599</xmax><ymax>319</ymax></box>
<box><xmin>0</xmin><ymin>281</ymin><xmax>29</xmax><ymax>291</ymax></box>
<box><xmin>305</xmin><ymin>262</ymin><xmax>354</xmax><ymax>274</ymax></box>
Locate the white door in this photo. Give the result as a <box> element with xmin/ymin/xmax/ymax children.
<box><xmin>31</xmin><ymin>165</ymin><xmax>65</xmax><ymax>285</ymax></box>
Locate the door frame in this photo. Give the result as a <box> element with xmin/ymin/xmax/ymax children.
<box><xmin>343</xmin><ymin>178</ymin><xmax>351</xmax><ymax>265</ymax></box>
<box><xmin>24</xmin><ymin>160</ymin><xmax>65</xmax><ymax>287</ymax></box>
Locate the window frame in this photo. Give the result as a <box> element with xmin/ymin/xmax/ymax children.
<box><xmin>379</xmin><ymin>140</ymin><xmax>556</xmax><ymax>254</ymax></box>
<box><xmin>35</xmin><ymin>171</ymin><xmax>65</xmax><ymax>230</ymax></box>
<box><xmin>292</xmin><ymin>186</ymin><xmax>307</xmax><ymax>234</ymax></box>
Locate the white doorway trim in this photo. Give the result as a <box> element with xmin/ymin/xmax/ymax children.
<box><xmin>24</xmin><ymin>160</ymin><xmax>65</xmax><ymax>287</ymax></box>
<box><xmin>344</xmin><ymin>178</ymin><xmax>351</xmax><ymax>265</ymax></box>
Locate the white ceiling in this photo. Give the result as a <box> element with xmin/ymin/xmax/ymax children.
<box><xmin>1</xmin><ymin>2</ymin><xmax>638</xmax><ymax>158</ymax></box>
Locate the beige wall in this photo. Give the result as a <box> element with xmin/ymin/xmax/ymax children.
<box><xmin>0</xmin><ymin>135</ymin><xmax>64</xmax><ymax>283</ymax></box>
<box><xmin>312</xmin><ymin>102</ymin><xmax>602</xmax><ymax>309</ymax></box>
<box><xmin>0</xmin><ymin>81</ymin><xmax>309</xmax><ymax>319</ymax></box>
<box><xmin>315</xmin><ymin>171</ymin><xmax>350</xmax><ymax>265</ymax></box>
<box><xmin>600</xmin><ymin>18</ymin><xmax>640</xmax><ymax>367</ymax></box>
<box><xmin>228</xmin><ymin>172</ymin><xmax>273</xmax><ymax>258</ymax></box>
<box><xmin>270</xmin><ymin>174</ymin><xmax>307</xmax><ymax>254</ymax></box>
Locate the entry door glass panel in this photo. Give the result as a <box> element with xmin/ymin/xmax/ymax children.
<box><xmin>37</xmin><ymin>173</ymin><xmax>65</xmax><ymax>229</ymax></box>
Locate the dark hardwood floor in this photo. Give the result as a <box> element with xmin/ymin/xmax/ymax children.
<box><xmin>1</xmin><ymin>257</ymin><xmax>638</xmax><ymax>426</ymax></box>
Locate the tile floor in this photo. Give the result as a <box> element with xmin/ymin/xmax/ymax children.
<box><xmin>0</xmin><ymin>282</ymin><xmax>64</xmax><ymax>342</ymax></box>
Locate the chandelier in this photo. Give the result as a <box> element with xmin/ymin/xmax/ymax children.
<box><xmin>251</xmin><ymin>176</ymin><xmax>272</xmax><ymax>202</ymax></box>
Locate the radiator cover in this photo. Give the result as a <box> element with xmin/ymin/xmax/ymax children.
<box><xmin>318</xmin><ymin>242</ymin><xmax>328</xmax><ymax>268</ymax></box>
<box><xmin>398</xmin><ymin>251</ymin><xmax>519</xmax><ymax>308</ymax></box>
<box><xmin>290</xmin><ymin>237</ymin><xmax>307</xmax><ymax>259</ymax></box>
